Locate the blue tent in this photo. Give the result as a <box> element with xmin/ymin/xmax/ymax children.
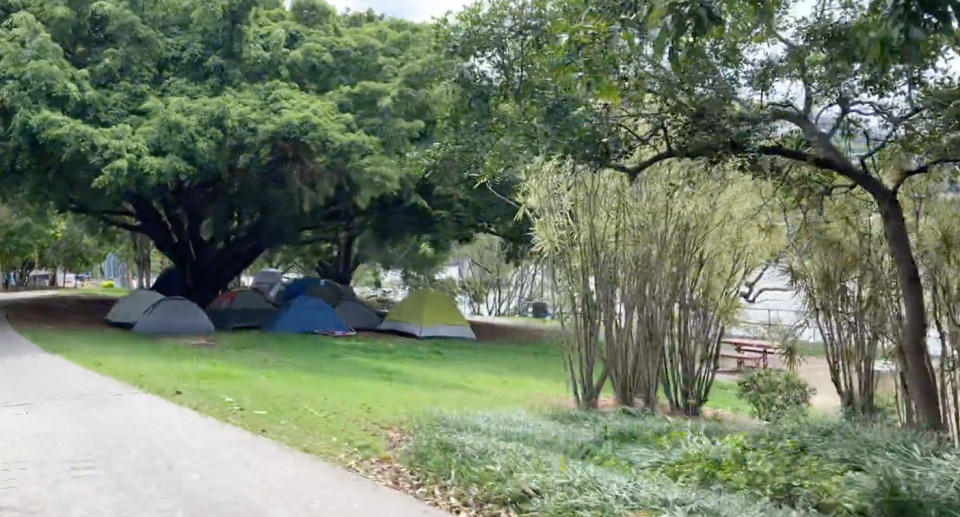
<box><xmin>276</xmin><ymin>277</ymin><xmax>323</xmax><ymax>304</ymax></box>
<box><xmin>266</xmin><ymin>295</ymin><xmax>354</xmax><ymax>335</ymax></box>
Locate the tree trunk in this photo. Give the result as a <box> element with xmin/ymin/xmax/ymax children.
<box><xmin>130</xmin><ymin>194</ymin><xmax>270</xmax><ymax>306</ymax></box>
<box><xmin>876</xmin><ymin>191</ymin><xmax>945</xmax><ymax>431</ymax></box>
<box><xmin>131</xmin><ymin>232</ymin><xmax>152</xmax><ymax>289</ymax></box>
<box><xmin>315</xmin><ymin>231</ymin><xmax>360</xmax><ymax>284</ymax></box>
<box><xmin>171</xmin><ymin>241</ymin><xmax>267</xmax><ymax>306</ymax></box>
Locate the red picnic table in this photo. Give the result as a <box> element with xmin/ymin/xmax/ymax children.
<box><xmin>719</xmin><ymin>337</ymin><xmax>777</xmax><ymax>369</ymax></box>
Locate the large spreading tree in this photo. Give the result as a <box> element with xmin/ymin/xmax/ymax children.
<box><xmin>0</xmin><ymin>0</ymin><xmax>476</xmax><ymax>305</ymax></box>
<box><xmin>449</xmin><ymin>0</ymin><xmax>960</xmax><ymax>430</ymax></box>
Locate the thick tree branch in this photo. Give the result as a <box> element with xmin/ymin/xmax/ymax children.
<box><xmin>609</xmin><ymin>149</ymin><xmax>676</xmax><ymax>179</ymax></box>
<box><xmin>68</xmin><ymin>202</ymin><xmax>143</xmax><ymax>233</ymax></box>
<box><xmin>741</xmin><ymin>286</ymin><xmax>794</xmax><ymax>304</ymax></box>
<box><xmin>895</xmin><ymin>157</ymin><xmax>960</xmax><ymax>191</ymax></box>
<box><xmin>767</xmin><ymin>109</ymin><xmax>888</xmax><ymax>196</ymax></box>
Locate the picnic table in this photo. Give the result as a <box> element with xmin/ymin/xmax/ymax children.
<box><xmin>719</xmin><ymin>338</ymin><xmax>777</xmax><ymax>370</ymax></box>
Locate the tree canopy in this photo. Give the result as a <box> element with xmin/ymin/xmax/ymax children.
<box><xmin>0</xmin><ymin>0</ymin><xmax>514</xmax><ymax>304</ymax></box>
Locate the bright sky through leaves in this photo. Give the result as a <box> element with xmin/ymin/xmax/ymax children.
<box><xmin>328</xmin><ymin>0</ymin><xmax>469</xmax><ymax>20</ymax></box>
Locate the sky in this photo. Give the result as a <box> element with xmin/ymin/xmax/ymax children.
<box><xmin>326</xmin><ymin>0</ymin><xmax>471</xmax><ymax>21</ymax></box>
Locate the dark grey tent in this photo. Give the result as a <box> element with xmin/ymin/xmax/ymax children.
<box><xmin>132</xmin><ymin>297</ymin><xmax>215</xmax><ymax>335</ymax></box>
<box><xmin>304</xmin><ymin>282</ymin><xmax>340</xmax><ymax>305</ymax></box>
<box><xmin>321</xmin><ymin>280</ymin><xmax>357</xmax><ymax>302</ymax></box>
<box><xmin>207</xmin><ymin>289</ymin><xmax>277</xmax><ymax>330</ymax></box>
<box><xmin>105</xmin><ymin>290</ymin><xmax>164</xmax><ymax>327</ymax></box>
<box><xmin>304</xmin><ymin>280</ymin><xmax>357</xmax><ymax>306</ymax></box>
<box><xmin>334</xmin><ymin>301</ymin><xmax>382</xmax><ymax>331</ymax></box>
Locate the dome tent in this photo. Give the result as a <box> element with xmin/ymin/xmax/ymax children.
<box><xmin>206</xmin><ymin>289</ymin><xmax>277</xmax><ymax>330</ymax></box>
<box><xmin>377</xmin><ymin>289</ymin><xmax>475</xmax><ymax>339</ymax></box>
<box><xmin>266</xmin><ymin>296</ymin><xmax>353</xmax><ymax>335</ymax></box>
<box><xmin>334</xmin><ymin>300</ymin><xmax>382</xmax><ymax>331</ymax></box>
<box><xmin>251</xmin><ymin>269</ymin><xmax>282</xmax><ymax>296</ymax></box>
<box><xmin>276</xmin><ymin>277</ymin><xmax>323</xmax><ymax>304</ymax></box>
<box><xmin>105</xmin><ymin>290</ymin><xmax>164</xmax><ymax>327</ymax></box>
<box><xmin>277</xmin><ymin>277</ymin><xmax>355</xmax><ymax>306</ymax></box>
<box><xmin>132</xmin><ymin>297</ymin><xmax>215</xmax><ymax>335</ymax></box>
<box><xmin>305</xmin><ymin>282</ymin><xmax>345</xmax><ymax>305</ymax></box>
<box><xmin>319</xmin><ymin>279</ymin><xmax>357</xmax><ymax>302</ymax></box>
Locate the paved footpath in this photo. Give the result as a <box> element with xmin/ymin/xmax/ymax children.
<box><xmin>0</xmin><ymin>293</ymin><xmax>445</xmax><ymax>516</ymax></box>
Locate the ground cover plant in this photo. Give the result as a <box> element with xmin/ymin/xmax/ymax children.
<box><xmin>403</xmin><ymin>410</ymin><xmax>960</xmax><ymax>516</ymax></box>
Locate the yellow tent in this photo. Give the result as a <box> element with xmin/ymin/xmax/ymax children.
<box><xmin>377</xmin><ymin>289</ymin><xmax>475</xmax><ymax>339</ymax></box>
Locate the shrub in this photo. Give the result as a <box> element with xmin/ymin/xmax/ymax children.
<box><xmin>101</xmin><ymin>280</ymin><xmax>115</xmax><ymax>288</ymax></box>
<box><xmin>737</xmin><ymin>369</ymin><xmax>815</xmax><ymax>422</ymax></box>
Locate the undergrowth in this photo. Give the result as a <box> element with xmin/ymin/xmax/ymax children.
<box><xmin>402</xmin><ymin>410</ymin><xmax>960</xmax><ymax>516</ymax></box>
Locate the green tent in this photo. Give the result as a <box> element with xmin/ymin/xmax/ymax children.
<box><xmin>377</xmin><ymin>289</ymin><xmax>475</xmax><ymax>339</ymax></box>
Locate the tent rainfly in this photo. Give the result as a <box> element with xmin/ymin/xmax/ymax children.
<box><xmin>276</xmin><ymin>277</ymin><xmax>323</xmax><ymax>304</ymax></box>
<box><xmin>377</xmin><ymin>289</ymin><xmax>475</xmax><ymax>339</ymax></box>
<box><xmin>104</xmin><ymin>290</ymin><xmax>165</xmax><ymax>327</ymax></box>
<box><xmin>334</xmin><ymin>300</ymin><xmax>382</xmax><ymax>331</ymax></box>
<box><xmin>320</xmin><ymin>279</ymin><xmax>357</xmax><ymax>302</ymax></box>
<box><xmin>132</xmin><ymin>297</ymin><xmax>215</xmax><ymax>335</ymax></box>
<box><xmin>251</xmin><ymin>269</ymin><xmax>282</xmax><ymax>296</ymax></box>
<box><xmin>266</xmin><ymin>296</ymin><xmax>353</xmax><ymax>335</ymax></box>
<box><xmin>206</xmin><ymin>289</ymin><xmax>277</xmax><ymax>330</ymax></box>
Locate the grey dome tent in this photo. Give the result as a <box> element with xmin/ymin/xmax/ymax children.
<box><xmin>105</xmin><ymin>290</ymin><xmax>164</xmax><ymax>328</ymax></box>
<box><xmin>132</xmin><ymin>297</ymin><xmax>215</xmax><ymax>335</ymax></box>
<box><xmin>334</xmin><ymin>300</ymin><xmax>382</xmax><ymax>331</ymax></box>
<box><xmin>206</xmin><ymin>289</ymin><xmax>277</xmax><ymax>330</ymax></box>
<box><xmin>305</xmin><ymin>280</ymin><xmax>357</xmax><ymax>306</ymax></box>
<box><xmin>321</xmin><ymin>280</ymin><xmax>357</xmax><ymax>302</ymax></box>
<box><xmin>251</xmin><ymin>269</ymin><xmax>282</xmax><ymax>296</ymax></box>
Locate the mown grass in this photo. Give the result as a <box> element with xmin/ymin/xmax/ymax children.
<box><xmin>18</xmin><ymin>325</ymin><xmax>749</xmax><ymax>459</ymax></box>
<box><xmin>65</xmin><ymin>286</ymin><xmax>132</xmax><ymax>298</ymax></box>
<box><xmin>404</xmin><ymin>410</ymin><xmax>960</xmax><ymax>516</ymax></box>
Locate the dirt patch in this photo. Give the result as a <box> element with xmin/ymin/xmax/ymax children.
<box><xmin>6</xmin><ymin>296</ymin><xmax>114</xmax><ymax>329</ymax></box>
<box><xmin>186</xmin><ymin>338</ymin><xmax>218</xmax><ymax>349</ymax></box>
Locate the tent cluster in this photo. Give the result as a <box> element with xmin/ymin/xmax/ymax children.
<box><xmin>106</xmin><ymin>270</ymin><xmax>474</xmax><ymax>340</ymax></box>
<box><xmin>105</xmin><ymin>290</ymin><xmax>215</xmax><ymax>335</ymax></box>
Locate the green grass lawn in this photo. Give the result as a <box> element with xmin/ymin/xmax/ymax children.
<box><xmin>18</xmin><ymin>325</ymin><xmax>748</xmax><ymax>460</ymax></box>
<box><xmin>70</xmin><ymin>287</ymin><xmax>133</xmax><ymax>298</ymax></box>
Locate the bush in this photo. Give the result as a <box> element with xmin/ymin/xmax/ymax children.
<box><xmin>737</xmin><ymin>369</ymin><xmax>815</xmax><ymax>422</ymax></box>
<box><xmin>101</xmin><ymin>280</ymin><xmax>115</xmax><ymax>288</ymax></box>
